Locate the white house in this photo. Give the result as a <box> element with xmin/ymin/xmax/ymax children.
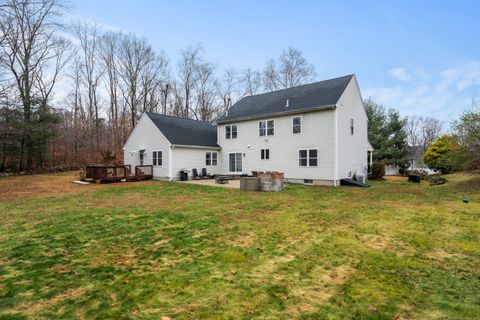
<box><xmin>124</xmin><ymin>74</ymin><xmax>371</xmax><ymax>186</ymax></box>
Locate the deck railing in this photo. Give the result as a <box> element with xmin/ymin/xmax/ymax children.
<box><xmin>86</xmin><ymin>164</ymin><xmax>152</xmax><ymax>182</ymax></box>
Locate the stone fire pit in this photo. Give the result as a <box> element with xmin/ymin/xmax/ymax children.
<box><xmin>241</xmin><ymin>171</ymin><xmax>284</xmax><ymax>192</ymax></box>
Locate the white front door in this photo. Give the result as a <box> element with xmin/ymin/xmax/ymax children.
<box><xmin>229</xmin><ymin>153</ymin><xmax>242</xmax><ymax>173</ymax></box>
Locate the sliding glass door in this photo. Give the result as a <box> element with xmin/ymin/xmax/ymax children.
<box><xmin>229</xmin><ymin>153</ymin><xmax>242</xmax><ymax>173</ymax></box>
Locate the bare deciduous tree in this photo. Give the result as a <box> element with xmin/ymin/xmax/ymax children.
<box><xmin>406</xmin><ymin>115</ymin><xmax>443</xmax><ymax>151</ymax></box>
<box><xmin>118</xmin><ymin>33</ymin><xmax>163</xmax><ymax>127</ymax></box>
<box><xmin>73</xmin><ymin>21</ymin><xmax>103</xmax><ymax>151</ymax></box>
<box><xmin>0</xmin><ymin>0</ymin><xmax>70</xmax><ymax>170</ymax></box>
<box><xmin>177</xmin><ymin>44</ymin><xmax>202</xmax><ymax>118</ymax></box>
<box><xmin>195</xmin><ymin>63</ymin><xmax>218</xmax><ymax>121</ymax></box>
<box><xmin>420</xmin><ymin>117</ymin><xmax>443</xmax><ymax>151</ymax></box>
<box><xmin>263</xmin><ymin>47</ymin><xmax>316</xmax><ymax>91</ymax></box>
<box><xmin>241</xmin><ymin>67</ymin><xmax>262</xmax><ymax>97</ymax></box>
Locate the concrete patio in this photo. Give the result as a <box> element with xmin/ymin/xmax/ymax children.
<box><xmin>178</xmin><ymin>179</ymin><xmax>240</xmax><ymax>189</ymax></box>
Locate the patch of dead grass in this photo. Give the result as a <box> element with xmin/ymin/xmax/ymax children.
<box><xmin>225</xmin><ymin>231</ymin><xmax>257</xmax><ymax>248</ymax></box>
<box><xmin>13</xmin><ymin>286</ymin><xmax>90</xmax><ymax>316</ymax></box>
<box><xmin>0</xmin><ymin>171</ymin><xmax>157</xmax><ymax>201</ymax></box>
<box><xmin>424</xmin><ymin>248</ymin><xmax>467</xmax><ymax>260</ymax></box>
<box><xmin>287</xmin><ymin>265</ymin><xmax>354</xmax><ymax>314</ymax></box>
<box><xmin>358</xmin><ymin>234</ymin><xmax>416</xmax><ymax>256</ymax></box>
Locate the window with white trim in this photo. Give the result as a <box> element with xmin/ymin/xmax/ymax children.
<box><xmin>152</xmin><ymin>151</ymin><xmax>162</xmax><ymax>166</ymax></box>
<box><xmin>206</xmin><ymin>152</ymin><xmax>218</xmax><ymax>166</ymax></box>
<box><xmin>350</xmin><ymin>118</ymin><xmax>354</xmax><ymax>135</ymax></box>
<box><xmin>293</xmin><ymin>116</ymin><xmax>301</xmax><ymax>134</ymax></box>
<box><xmin>259</xmin><ymin>120</ymin><xmax>274</xmax><ymax>136</ymax></box>
<box><xmin>299</xmin><ymin>149</ymin><xmax>318</xmax><ymax>167</ymax></box>
<box><xmin>226</xmin><ymin>125</ymin><xmax>237</xmax><ymax>139</ymax></box>
<box><xmin>261</xmin><ymin>149</ymin><xmax>270</xmax><ymax>160</ymax></box>
<box><xmin>259</xmin><ymin>121</ymin><xmax>266</xmax><ymax>136</ymax></box>
<box><xmin>267</xmin><ymin>120</ymin><xmax>274</xmax><ymax>135</ymax></box>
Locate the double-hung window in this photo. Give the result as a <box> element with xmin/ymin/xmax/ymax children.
<box><xmin>225</xmin><ymin>125</ymin><xmax>237</xmax><ymax>139</ymax></box>
<box><xmin>261</xmin><ymin>149</ymin><xmax>270</xmax><ymax>160</ymax></box>
<box><xmin>259</xmin><ymin>120</ymin><xmax>274</xmax><ymax>136</ymax></box>
<box><xmin>206</xmin><ymin>152</ymin><xmax>218</xmax><ymax>166</ymax></box>
<box><xmin>293</xmin><ymin>116</ymin><xmax>301</xmax><ymax>134</ymax></box>
<box><xmin>152</xmin><ymin>151</ymin><xmax>162</xmax><ymax>166</ymax></box>
<box><xmin>299</xmin><ymin>149</ymin><xmax>318</xmax><ymax>167</ymax></box>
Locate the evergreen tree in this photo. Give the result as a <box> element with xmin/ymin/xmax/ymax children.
<box><xmin>365</xmin><ymin>99</ymin><xmax>409</xmax><ymax>168</ymax></box>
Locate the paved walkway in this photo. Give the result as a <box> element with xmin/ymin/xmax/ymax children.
<box><xmin>179</xmin><ymin>179</ymin><xmax>240</xmax><ymax>189</ymax></box>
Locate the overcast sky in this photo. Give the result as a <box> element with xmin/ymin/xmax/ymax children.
<box><xmin>68</xmin><ymin>0</ymin><xmax>480</xmax><ymax>123</ymax></box>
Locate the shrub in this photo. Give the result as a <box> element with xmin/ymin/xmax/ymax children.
<box><xmin>371</xmin><ymin>162</ymin><xmax>385</xmax><ymax>180</ymax></box>
<box><xmin>424</xmin><ymin>135</ymin><xmax>460</xmax><ymax>173</ymax></box>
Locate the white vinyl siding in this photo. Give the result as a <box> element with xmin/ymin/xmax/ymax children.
<box><xmin>218</xmin><ymin>110</ymin><xmax>335</xmax><ymax>181</ymax></box>
<box><xmin>336</xmin><ymin>75</ymin><xmax>368</xmax><ymax>180</ymax></box>
<box><xmin>171</xmin><ymin>147</ymin><xmax>222</xmax><ymax>179</ymax></box>
<box><xmin>123</xmin><ymin>114</ymin><xmax>170</xmax><ymax>179</ymax></box>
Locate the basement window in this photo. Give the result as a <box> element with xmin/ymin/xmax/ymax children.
<box><xmin>304</xmin><ymin>179</ymin><xmax>314</xmax><ymax>184</ymax></box>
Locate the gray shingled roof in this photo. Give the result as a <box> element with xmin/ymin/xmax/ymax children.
<box><xmin>217</xmin><ymin>75</ymin><xmax>354</xmax><ymax>123</ymax></box>
<box><xmin>146</xmin><ymin>113</ymin><xmax>219</xmax><ymax>148</ymax></box>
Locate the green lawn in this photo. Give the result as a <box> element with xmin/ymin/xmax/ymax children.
<box><xmin>0</xmin><ymin>174</ymin><xmax>479</xmax><ymax>319</ymax></box>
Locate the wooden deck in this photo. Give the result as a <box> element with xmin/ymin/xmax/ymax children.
<box><xmin>86</xmin><ymin>165</ymin><xmax>153</xmax><ymax>183</ymax></box>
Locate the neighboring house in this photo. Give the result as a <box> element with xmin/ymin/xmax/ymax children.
<box><xmin>407</xmin><ymin>146</ymin><xmax>436</xmax><ymax>173</ymax></box>
<box><xmin>384</xmin><ymin>146</ymin><xmax>436</xmax><ymax>176</ymax></box>
<box><xmin>124</xmin><ymin>74</ymin><xmax>371</xmax><ymax>186</ymax></box>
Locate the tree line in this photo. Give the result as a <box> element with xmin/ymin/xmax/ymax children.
<box><xmin>1</xmin><ymin>1</ymin><xmax>478</xmax><ymax>174</ymax></box>
<box><xmin>366</xmin><ymin>98</ymin><xmax>480</xmax><ymax>174</ymax></box>
<box><xmin>0</xmin><ymin>0</ymin><xmax>316</xmax><ymax>172</ymax></box>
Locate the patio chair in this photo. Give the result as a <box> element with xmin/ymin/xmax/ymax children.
<box><xmin>192</xmin><ymin>169</ymin><xmax>206</xmax><ymax>180</ymax></box>
<box><xmin>201</xmin><ymin>168</ymin><xmax>211</xmax><ymax>179</ymax></box>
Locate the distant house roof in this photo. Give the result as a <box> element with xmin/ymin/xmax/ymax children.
<box><xmin>217</xmin><ymin>74</ymin><xmax>354</xmax><ymax>123</ymax></box>
<box><xmin>145</xmin><ymin>112</ymin><xmax>219</xmax><ymax>148</ymax></box>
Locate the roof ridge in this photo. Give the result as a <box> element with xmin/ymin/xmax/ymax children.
<box><xmin>240</xmin><ymin>74</ymin><xmax>354</xmax><ymax>101</ymax></box>
<box><xmin>145</xmin><ymin>112</ymin><xmax>214</xmax><ymax>125</ymax></box>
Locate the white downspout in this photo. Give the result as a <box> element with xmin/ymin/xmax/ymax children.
<box><xmin>333</xmin><ymin>107</ymin><xmax>338</xmax><ymax>186</ymax></box>
<box><xmin>369</xmin><ymin>151</ymin><xmax>373</xmax><ymax>174</ymax></box>
<box><xmin>168</xmin><ymin>145</ymin><xmax>174</xmax><ymax>181</ymax></box>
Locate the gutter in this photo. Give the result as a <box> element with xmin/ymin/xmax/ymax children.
<box><xmin>170</xmin><ymin>144</ymin><xmax>222</xmax><ymax>150</ymax></box>
<box><xmin>217</xmin><ymin>104</ymin><xmax>336</xmax><ymax>124</ymax></box>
